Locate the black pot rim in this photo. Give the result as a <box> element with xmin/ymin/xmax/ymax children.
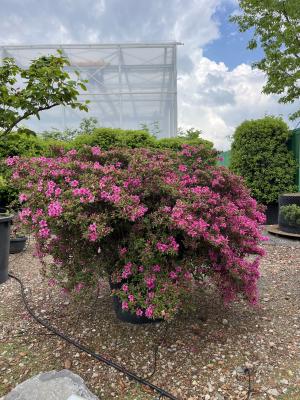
<box><xmin>10</xmin><ymin>236</ymin><xmax>27</xmax><ymax>242</ymax></box>
<box><xmin>0</xmin><ymin>214</ymin><xmax>13</xmax><ymax>223</ymax></box>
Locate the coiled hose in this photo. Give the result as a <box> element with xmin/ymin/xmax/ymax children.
<box><xmin>8</xmin><ymin>273</ymin><xmax>179</xmax><ymax>400</ymax></box>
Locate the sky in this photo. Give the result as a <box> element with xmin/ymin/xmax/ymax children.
<box><xmin>1</xmin><ymin>0</ymin><xmax>298</xmax><ymax>150</ymax></box>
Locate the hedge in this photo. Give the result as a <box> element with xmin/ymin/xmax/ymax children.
<box><xmin>230</xmin><ymin>116</ymin><xmax>297</xmax><ymax>204</ymax></box>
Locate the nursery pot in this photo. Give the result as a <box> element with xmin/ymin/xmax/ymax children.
<box><xmin>278</xmin><ymin>193</ymin><xmax>300</xmax><ymax>234</ymax></box>
<box><xmin>109</xmin><ymin>278</ymin><xmax>161</xmax><ymax>324</ymax></box>
<box><xmin>0</xmin><ymin>214</ymin><xmax>13</xmax><ymax>284</ymax></box>
<box><xmin>10</xmin><ymin>236</ymin><xmax>28</xmax><ymax>254</ymax></box>
<box><xmin>264</xmin><ymin>202</ymin><xmax>278</xmax><ymax>225</ymax></box>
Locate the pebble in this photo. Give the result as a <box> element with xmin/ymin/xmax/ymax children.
<box><xmin>222</xmin><ymin>319</ymin><xmax>228</xmax><ymax>325</ymax></box>
<box><xmin>267</xmin><ymin>388</ymin><xmax>279</xmax><ymax>396</ymax></box>
<box><xmin>280</xmin><ymin>379</ymin><xmax>289</xmax><ymax>385</ymax></box>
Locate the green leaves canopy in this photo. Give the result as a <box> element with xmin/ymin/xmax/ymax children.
<box><xmin>0</xmin><ymin>51</ymin><xmax>89</xmax><ymax>135</ymax></box>
<box><xmin>230</xmin><ymin>116</ymin><xmax>297</xmax><ymax>204</ymax></box>
<box><xmin>230</xmin><ymin>0</ymin><xmax>300</xmax><ymax>120</ymax></box>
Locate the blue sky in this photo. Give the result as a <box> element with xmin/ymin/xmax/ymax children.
<box><xmin>203</xmin><ymin>2</ymin><xmax>264</xmax><ymax>69</ymax></box>
<box><xmin>0</xmin><ymin>0</ymin><xmax>297</xmax><ymax>149</ymax></box>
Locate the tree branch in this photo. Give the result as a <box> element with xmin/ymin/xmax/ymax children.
<box><xmin>3</xmin><ymin>103</ymin><xmax>60</xmax><ymax>135</ymax></box>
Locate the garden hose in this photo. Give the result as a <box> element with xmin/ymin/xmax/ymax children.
<box><xmin>8</xmin><ymin>273</ymin><xmax>179</xmax><ymax>400</ymax></box>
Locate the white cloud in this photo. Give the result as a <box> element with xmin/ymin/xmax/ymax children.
<box><xmin>178</xmin><ymin>51</ymin><xmax>298</xmax><ymax>150</ymax></box>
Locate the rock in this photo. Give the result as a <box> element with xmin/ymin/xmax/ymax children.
<box><xmin>235</xmin><ymin>366</ymin><xmax>246</xmax><ymax>374</ymax></box>
<box><xmin>222</xmin><ymin>319</ymin><xmax>228</xmax><ymax>325</ymax></box>
<box><xmin>4</xmin><ymin>370</ymin><xmax>99</xmax><ymax>400</ymax></box>
<box><xmin>280</xmin><ymin>379</ymin><xmax>289</xmax><ymax>385</ymax></box>
<box><xmin>267</xmin><ymin>388</ymin><xmax>279</xmax><ymax>397</ymax></box>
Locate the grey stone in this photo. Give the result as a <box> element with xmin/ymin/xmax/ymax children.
<box><xmin>4</xmin><ymin>370</ymin><xmax>99</xmax><ymax>400</ymax></box>
<box><xmin>267</xmin><ymin>388</ymin><xmax>280</xmax><ymax>397</ymax></box>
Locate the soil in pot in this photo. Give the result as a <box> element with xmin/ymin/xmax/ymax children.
<box><xmin>10</xmin><ymin>236</ymin><xmax>27</xmax><ymax>254</ymax></box>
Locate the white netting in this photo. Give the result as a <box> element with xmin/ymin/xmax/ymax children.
<box><xmin>1</xmin><ymin>43</ymin><xmax>179</xmax><ymax>137</ymax></box>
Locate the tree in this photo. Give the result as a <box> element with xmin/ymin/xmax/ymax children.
<box><xmin>230</xmin><ymin>0</ymin><xmax>300</xmax><ymax>120</ymax></box>
<box><xmin>0</xmin><ymin>51</ymin><xmax>89</xmax><ymax>135</ymax></box>
<box><xmin>177</xmin><ymin>127</ymin><xmax>203</xmax><ymax>139</ymax></box>
<box><xmin>230</xmin><ymin>116</ymin><xmax>297</xmax><ymax>204</ymax></box>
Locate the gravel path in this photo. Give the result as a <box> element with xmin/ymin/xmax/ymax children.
<box><xmin>1</xmin><ymin>235</ymin><xmax>300</xmax><ymax>400</ymax></box>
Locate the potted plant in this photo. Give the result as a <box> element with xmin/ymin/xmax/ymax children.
<box><xmin>0</xmin><ymin>213</ymin><xmax>13</xmax><ymax>284</ymax></box>
<box><xmin>9</xmin><ymin>216</ymin><xmax>28</xmax><ymax>254</ymax></box>
<box><xmin>6</xmin><ymin>146</ymin><xmax>266</xmax><ymax>322</ymax></box>
<box><xmin>278</xmin><ymin>193</ymin><xmax>300</xmax><ymax>234</ymax></box>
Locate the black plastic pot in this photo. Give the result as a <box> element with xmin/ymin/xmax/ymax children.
<box><xmin>278</xmin><ymin>193</ymin><xmax>300</xmax><ymax>234</ymax></box>
<box><xmin>109</xmin><ymin>278</ymin><xmax>162</xmax><ymax>324</ymax></box>
<box><xmin>264</xmin><ymin>202</ymin><xmax>278</xmax><ymax>225</ymax></box>
<box><xmin>10</xmin><ymin>236</ymin><xmax>27</xmax><ymax>254</ymax></box>
<box><xmin>0</xmin><ymin>214</ymin><xmax>13</xmax><ymax>284</ymax></box>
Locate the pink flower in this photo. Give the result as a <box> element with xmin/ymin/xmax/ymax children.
<box><xmin>74</xmin><ymin>282</ymin><xmax>85</xmax><ymax>292</ymax></box>
<box><xmin>122</xmin><ymin>284</ymin><xmax>128</xmax><ymax>292</ymax></box>
<box><xmin>136</xmin><ymin>309</ymin><xmax>143</xmax><ymax>317</ymax></box>
<box><xmin>145</xmin><ymin>276</ymin><xmax>156</xmax><ymax>290</ymax></box>
<box><xmin>152</xmin><ymin>264</ymin><xmax>161</xmax><ymax>273</ymax></box>
<box><xmin>6</xmin><ymin>156</ymin><xmax>19</xmax><ymax>166</ymax></box>
<box><xmin>145</xmin><ymin>305</ymin><xmax>154</xmax><ymax>318</ymax></box>
<box><xmin>169</xmin><ymin>271</ymin><xmax>177</xmax><ymax>280</ymax></box>
<box><xmin>91</xmin><ymin>146</ymin><xmax>101</xmax><ymax>156</ymax></box>
<box><xmin>184</xmin><ymin>272</ymin><xmax>192</xmax><ymax>280</ymax></box>
<box><xmin>54</xmin><ymin>188</ymin><xmax>62</xmax><ymax>197</ymax></box>
<box><xmin>19</xmin><ymin>193</ymin><xmax>28</xmax><ymax>203</ymax></box>
<box><xmin>39</xmin><ymin>227</ymin><xmax>50</xmax><ymax>238</ymax></box>
<box><xmin>70</xmin><ymin>180</ymin><xmax>79</xmax><ymax>187</ymax></box>
<box><xmin>128</xmin><ymin>294</ymin><xmax>135</xmax><ymax>302</ymax></box>
<box><xmin>119</xmin><ymin>247</ymin><xmax>127</xmax><ymax>257</ymax></box>
<box><xmin>122</xmin><ymin>301</ymin><xmax>129</xmax><ymax>310</ymax></box>
<box><xmin>88</xmin><ymin>223</ymin><xmax>98</xmax><ymax>242</ymax></box>
<box><xmin>48</xmin><ymin>201</ymin><xmax>63</xmax><ymax>218</ymax></box>
<box><xmin>178</xmin><ymin>164</ymin><xmax>188</xmax><ymax>172</ymax></box>
<box><xmin>39</xmin><ymin>219</ymin><xmax>48</xmax><ymax>228</ymax></box>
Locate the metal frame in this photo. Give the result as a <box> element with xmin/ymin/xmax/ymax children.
<box><xmin>1</xmin><ymin>43</ymin><xmax>182</xmax><ymax>137</ymax></box>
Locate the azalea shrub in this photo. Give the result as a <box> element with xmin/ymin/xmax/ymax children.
<box><xmin>7</xmin><ymin>145</ymin><xmax>266</xmax><ymax>320</ymax></box>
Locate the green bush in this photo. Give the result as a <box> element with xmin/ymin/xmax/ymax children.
<box><xmin>230</xmin><ymin>116</ymin><xmax>297</xmax><ymax>204</ymax></box>
<box><xmin>73</xmin><ymin>127</ymin><xmax>215</xmax><ymax>159</ymax></box>
<box><xmin>279</xmin><ymin>204</ymin><xmax>300</xmax><ymax>226</ymax></box>
<box><xmin>0</xmin><ymin>131</ymin><xmax>56</xmax><ymax>207</ymax></box>
<box><xmin>73</xmin><ymin>127</ymin><xmax>156</xmax><ymax>149</ymax></box>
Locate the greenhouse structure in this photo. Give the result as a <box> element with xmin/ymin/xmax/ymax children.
<box><xmin>0</xmin><ymin>42</ymin><xmax>181</xmax><ymax>138</ymax></box>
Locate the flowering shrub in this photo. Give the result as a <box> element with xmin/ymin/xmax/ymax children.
<box><xmin>7</xmin><ymin>145</ymin><xmax>266</xmax><ymax>320</ymax></box>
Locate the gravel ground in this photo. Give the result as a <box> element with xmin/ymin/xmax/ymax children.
<box><xmin>0</xmin><ymin>235</ymin><xmax>300</xmax><ymax>400</ymax></box>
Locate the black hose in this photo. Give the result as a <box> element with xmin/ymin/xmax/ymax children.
<box><xmin>8</xmin><ymin>273</ymin><xmax>179</xmax><ymax>400</ymax></box>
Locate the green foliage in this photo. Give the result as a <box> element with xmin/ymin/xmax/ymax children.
<box><xmin>0</xmin><ymin>51</ymin><xmax>89</xmax><ymax>135</ymax></box>
<box><xmin>73</xmin><ymin>127</ymin><xmax>157</xmax><ymax>149</ymax></box>
<box><xmin>279</xmin><ymin>204</ymin><xmax>300</xmax><ymax>226</ymax></box>
<box><xmin>73</xmin><ymin>126</ymin><xmax>215</xmax><ymax>159</ymax></box>
<box><xmin>40</xmin><ymin>117</ymin><xmax>99</xmax><ymax>141</ymax></box>
<box><xmin>230</xmin><ymin>0</ymin><xmax>300</xmax><ymax>120</ymax></box>
<box><xmin>230</xmin><ymin>116</ymin><xmax>297</xmax><ymax>204</ymax></box>
<box><xmin>177</xmin><ymin>127</ymin><xmax>203</xmax><ymax>140</ymax></box>
<box><xmin>0</xmin><ymin>131</ymin><xmax>47</xmax><ymax>159</ymax></box>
